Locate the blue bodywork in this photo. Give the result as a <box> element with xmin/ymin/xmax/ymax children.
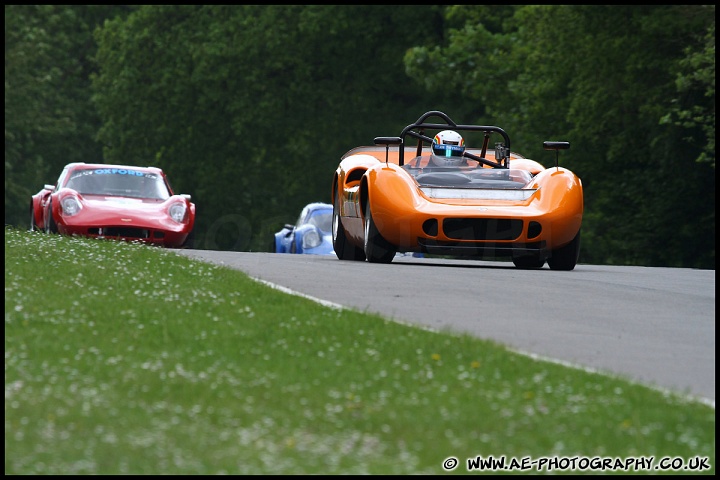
<box><xmin>273</xmin><ymin>202</ymin><xmax>334</xmax><ymax>255</ymax></box>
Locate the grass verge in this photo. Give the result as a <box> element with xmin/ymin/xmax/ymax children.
<box><xmin>4</xmin><ymin>227</ymin><xmax>715</xmax><ymax>474</ymax></box>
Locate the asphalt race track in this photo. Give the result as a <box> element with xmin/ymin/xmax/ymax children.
<box><xmin>176</xmin><ymin>250</ymin><xmax>715</xmax><ymax>406</ymax></box>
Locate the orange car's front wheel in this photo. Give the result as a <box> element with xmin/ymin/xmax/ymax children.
<box><xmin>547</xmin><ymin>230</ymin><xmax>581</xmax><ymax>271</ymax></box>
<box><xmin>363</xmin><ymin>202</ymin><xmax>396</xmax><ymax>263</ymax></box>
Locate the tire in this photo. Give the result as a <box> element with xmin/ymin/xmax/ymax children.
<box><xmin>45</xmin><ymin>202</ymin><xmax>58</xmax><ymax>234</ymax></box>
<box><xmin>332</xmin><ymin>191</ymin><xmax>365</xmax><ymax>261</ymax></box>
<box><xmin>363</xmin><ymin>202</ymin><xmax>396</xmax><ymax>263</ymax></box>
<box><xmin>181</xmin><ymin>229</ymin><xmax>195</xmax><ymax>249</ymax></box>
<box><xmin>512</xmin><ymin>255</ymin><xmax>545</xmax><ymax>269</ymax></box>
<box><xmin>29</xmin><ymin>203</ymin><xmax>36</xmax><ymax>232</ymax></box>
<box><xmin>547</xmin><ymin>230</ymin><xmax>581</xmax><ymax>271</ymax></box>
<box><xmin>270</xmin><ymin>236</ymin><xmax>277</xmax><ymax>253</ymax></box>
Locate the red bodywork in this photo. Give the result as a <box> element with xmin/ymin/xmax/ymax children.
<box><xmin>30</xmin><ymin>163</ymin><xmax>195</xmax><ymax>248</ymax></box>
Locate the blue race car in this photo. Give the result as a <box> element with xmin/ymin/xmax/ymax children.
<box><xmin>272</xmin><ymin>202</ymin><xmax>334</xmax><ymax>255</ymax></box>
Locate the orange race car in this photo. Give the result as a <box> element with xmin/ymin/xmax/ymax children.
<box><xmin>331</xmin><ymin>110</ymin><xmax>583</xmax><ymax>270</ymax></box>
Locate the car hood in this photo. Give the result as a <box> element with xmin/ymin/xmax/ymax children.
<box><xmin>70</xmin><ymin>195</ymin><xmax>190</xmax><ymax>229</ymax></box>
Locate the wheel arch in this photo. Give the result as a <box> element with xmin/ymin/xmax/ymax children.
<box><xmin>359</xmin><ymin>176</ymin><xmax>370</xmax><ymax>224</ymax></box>
<box><xmin>331</xmin><ymin>172</ymin><xmax>339</xmax><ymax>207</ymax></box>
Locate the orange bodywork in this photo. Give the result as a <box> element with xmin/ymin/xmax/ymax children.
<box><xmin>332</xmin><ymin>145</ymin><xmax>583</xmax><ymax>266</ymax></box>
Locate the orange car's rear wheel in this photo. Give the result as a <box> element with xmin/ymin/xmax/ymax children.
<box><xmin>332</xmin><ymin>191</ymin><xmax>365</xmax><ymax>261</ymax></box>
<box><xmin>363</xmin><ymin>202</ymin><xmax>396</xmax><ymax>263</ymax></box>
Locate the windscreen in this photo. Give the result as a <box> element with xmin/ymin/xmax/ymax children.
<box><xmin>64</xmin><ymin>168</ymin><xmax>171</xmax><ymax>200</ymax></box>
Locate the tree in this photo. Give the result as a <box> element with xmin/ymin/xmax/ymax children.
<box><xmin>404</xmin><ymin>5</ymin><xmax>715</xmax><ymax>268</ymax></box>
<box><xmin>9</xmin><ymin>6</ymin><xmax>713</xmax><ymax>267</ymax></box>
<box><xmin>92</xmin><ymin>5</ymin><xmax>456</xmax><ymax>251</ymax></box>
<box><xmin>4</xmin><ymin>5</ymin><xmax>134</xmax><ymax>228</ymax></box>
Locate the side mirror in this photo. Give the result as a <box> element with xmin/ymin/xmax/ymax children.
<box><xmin>374</xmin><ymin>137</ymin><xmax>402</xmax><ymax>146</ymax></box>
<box><xmin>374</xmin><ymin>137</ymin><xmax>403</xmax><ymax>165</ymax></box>
<box><xmin>543</xmin><ymin>141</ymin><xmax>570</xmax><ymax>169</ymax></box>
<box><xmin>543</xmin><ymin>141</ymin><xmax>570</xmax><ymax>151</ymax></box>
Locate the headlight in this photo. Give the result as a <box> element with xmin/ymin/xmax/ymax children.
<box><xmin>169</xmin><ymin>202</ymin><xmax>187</xmax><ymax>223</ymax></box>
<box><xmin>61</xmin><ymin>197</ymin><xmax>82</xmax><ymax>216</ymax></box>
<box><xmin>302</xmin><ymin>229</ymin><xmax>321</xmax><ymax>249</ymax></box>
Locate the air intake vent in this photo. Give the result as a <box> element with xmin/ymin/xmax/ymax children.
<box><xmin>422</xmin><ymin>219</ymin><xmax>438</xmax><ymax>236</ymax></box>
<box><xmin>528</xmin><ymin>221</ymin><xmax>542</xmax><ymax>239</ymax></box>
<box><xmin>443</xmin><ymin>218</ymin><xmax>522</xmax><ymax>241</ymax></box>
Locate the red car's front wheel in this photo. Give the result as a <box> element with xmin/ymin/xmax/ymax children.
<box><xmin>45</xmin><ymin>201</ymin><xmax>58</xmax><ymax>234</ymax></box>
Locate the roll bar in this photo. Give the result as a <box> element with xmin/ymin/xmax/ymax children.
<box><xmin>374</xmin><ymin>111</ymin><xmax>512</xmax><ymax>168</ymax></box>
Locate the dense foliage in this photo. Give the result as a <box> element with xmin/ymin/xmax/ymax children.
<box><xmin>5</xmin><ymin>5</ymin><xmax>715</xmax><ymax>268</ymax></box>
<box><xmin>5</xmin><ymin>5</ymin><xmax>134</xmax><ymax>227</ymax></box>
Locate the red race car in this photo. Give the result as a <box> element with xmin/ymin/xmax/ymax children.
<box><xmin>30</xmin><ymin>162</ymin><xmax>196</xmax><ymax>248</ymax></box>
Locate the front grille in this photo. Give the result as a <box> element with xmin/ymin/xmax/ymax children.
<box><xmin>443</xmin><ymin>218</ymin><xmax>523</xmax><ymax>241</ymax></box>
<box><xmin>88</xmin><ymin>227</ymin><xmax>150</xmax><ymax>239</ymax></box>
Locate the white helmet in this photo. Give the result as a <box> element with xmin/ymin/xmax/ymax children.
<box><xmin>431</xmin><ymin>130</ymin><xmax>466</xmax><ymax>166</ymax></box>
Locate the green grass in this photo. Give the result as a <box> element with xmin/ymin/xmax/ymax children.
<box><xmin>4</xmin><ymin>227</ymin><xmax>715</xmax><ymax>475</ymax></box>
